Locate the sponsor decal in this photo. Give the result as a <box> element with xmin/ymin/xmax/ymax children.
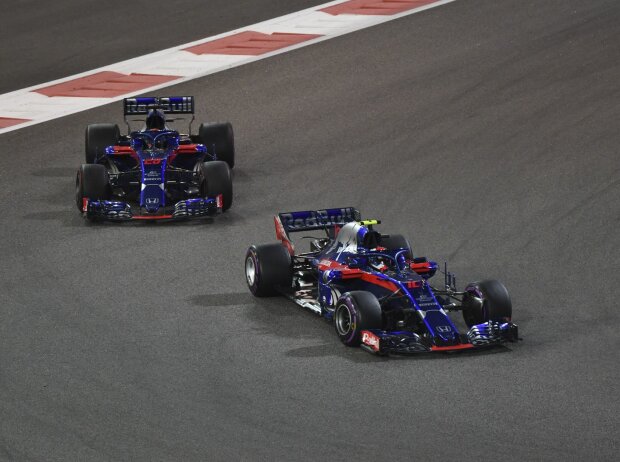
<box><xmin>417</xmin><ymin>293</ymin><xmax>432</xmax><ymax>302</ymax></box>
<box><xmin>147</xmin><ymin>170</ymin><xmax>159</xmax><ymax>177</ymax></box>
<box><xmin>143</xmin><ymin>158</ymin><xmax>162</xmax><ymax>165</ymax></box>
<box><xmin>361</xmin><ymin>331</ymin><xmax>380</xmax><ymax>352</ymax></box>
<box><xmin>124</xmin><ymin>97</ymin><xmax>194</xmax><ymax>115</ymax></box>
<box><xmin>436</xmin><ymin>325</ymin><xmax>452</xmax><ymax>333</ymax></box>
<box><xmin>279</xmin><ymin>207</ymin><xmax>358</xmax><ymax>230</ymax></box>
<box><xmin>145</xmin><ymin>197</ymin><xmax>159</xmax><ymax>205</ymax></box>
<box><xmin>416</xmin><ymin>292</ymin><xmax>438</xmax><ymax>307</ymax></box>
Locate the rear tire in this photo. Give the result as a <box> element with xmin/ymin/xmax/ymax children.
<box><xmin>245</xmin><ymin>244</ymin><xmax>292</xmax><ymax>297</ymax></box>
<box><xmin>334</xmin><ymin>291</ymin><xmax>383</xmax><ymax>347</ymax></box>
<box><xmin>201</xmin><ymin>161</ymin><xmax>233</xmax><ymax>211</ymax></box>
<box><xmin>462</xmin><ymin>280</ymin><xmax>512</xmax><ymax>327</ymax></box>
<box><xmin>198</xmin><ymin>122</ymin><xmax>235</xmax><ymax>169</ymax></box>
<box><xmin>75</xmin><ymin>164</ymin><xmax>108</xmax><ymax>211</ymax></box>
<box><xmin>85</xmin><ymin>124</ymin><xmax>119</xmax><ymax>164</ymax></box>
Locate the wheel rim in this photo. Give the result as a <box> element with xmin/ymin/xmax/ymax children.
<box><xmin>335</xmin><ymin>304</ymin><xmax>352</xmax><ymax>336</ymax></box>
<box><xmin>245</xmin><ymin>255</ymin><xmax>256</xmax><ymax>287</ymax></box>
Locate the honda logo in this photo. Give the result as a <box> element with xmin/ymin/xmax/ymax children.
<box><xmin>145</xmin><ymin>197</ymin><xmax>159</xmax><ymax>205</ymax></box>
<box><xmin>436</xmin><ymin>325</ymin><xmax>452</xmax><ymax>333</ymax></box>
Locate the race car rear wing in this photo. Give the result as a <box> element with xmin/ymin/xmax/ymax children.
<box><xmin>275</xmin><ymin>207</ymin><xmax>360</xmax><ymax>254</ymax></box>
<box><xmin>123</xmin><ymin>96</ymin><xmax>196</xmax><ymax>133</ymax></box>
<box><xmin>123</xmin><ymin>96</ymin><xmax>195</xmax><ymax>115</ymax></box>
<box><xmin>278</xmin><ymin>207</ymin><xmax>360</xmax><ymax>234</ymax></box>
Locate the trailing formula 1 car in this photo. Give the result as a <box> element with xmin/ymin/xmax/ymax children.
<box><xmin>245</xmin><ymin>207</ymin><xmax>519</xmax><ymax>355</ymax></box>
<box><xmin>75</xmin><ymin>96</ymin><xmax>234</xmax><ymax>221</ymax></box>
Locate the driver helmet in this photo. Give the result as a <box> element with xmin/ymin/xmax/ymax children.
<box><xmin>145</xmin><ymin>109</ymin><xmax>167</xmax><ymax>130</ymax></box>
<box><xmin>358</xmin><ymin>227</ymin><xmax>381</xmax><ymax>250</ymax></box>
<box><xmin>355</xmin><ymin>226</ymin><xmax>369</xmax><ymax>250</ymax></box>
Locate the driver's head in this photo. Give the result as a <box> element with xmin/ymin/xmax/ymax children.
<box><xmin>145</xmin><ymin>109</ymin><xmax>166</xmax><ymax>130</ymax></box>
<box><xmin>362</xmin><ymin>230</ymin><xmax>381</xmax><ymax>249</ymax></box>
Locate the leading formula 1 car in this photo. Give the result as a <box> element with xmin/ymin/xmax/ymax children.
<box><xmin>75</xmin><ymin>96</ymin><xmax>234</xmax><ymax>221</ymax></box>
<box><xmin>245</xmin><ymin>207</ymin><xmax>519</xmax><ymax>355</ymax></box>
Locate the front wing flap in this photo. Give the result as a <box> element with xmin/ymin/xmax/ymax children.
<box><xmin>83</xmin><ymin>196</ymin><xmax>222</xmax><ymax>221</ymax></box>
<box><xmin>360</xmin><ymin>321</ymin><xmax>519</xmax><ymax>355</ymax></box>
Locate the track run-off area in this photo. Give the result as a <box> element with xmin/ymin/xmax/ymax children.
<box><xmin>0</xmin><ymin>0</ymin><xmax>619</xmax><ymax>460</ymax></box>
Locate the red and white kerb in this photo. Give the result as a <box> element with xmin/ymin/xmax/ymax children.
<box><xmin>0</xmin><ymin>0</ymin><xmax>457</xmax><ymax>134</ymax></box>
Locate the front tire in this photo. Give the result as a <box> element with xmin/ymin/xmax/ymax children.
<box><xmin>75</xmin><ymin>164</ymin><xmax>108</xmax><ymax>212</ymax></box>
<box><xmin>334</xmin><ymin>291</ymin><xmax>383</xmax><ymax>347</ymax></box>
<box><xmin>85</xmin><ymin>124</ymin><xmax>119</xmax><ymax>164</ymax></box>
<box><xmin>462</xmin><ymin>280</ymin><xmax>512</xmax><ymax>327</ymax></box>
<box><xmin>201</xmin><ymin>161</ymin><xmax>233</xmax><ymax>211</ymax></box>
<box><xmin>245</xmin><ymin>244</ymin><xmax>292</xmax><ymax>297</ymax></box>
<box><xmin>198</xmin><ymin>122</ymin><xmax>235</xmax><ymax>169</ymax></box>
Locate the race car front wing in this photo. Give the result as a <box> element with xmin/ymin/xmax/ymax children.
<box><xmin>360</xmin><ymin>321</ymin><xmax>519</xmax><ymax>355</ymax></box>
<box><xmin>83</xmin><ymin>196</ymin><xmax>222</xmax><ymax>221</ymax></box>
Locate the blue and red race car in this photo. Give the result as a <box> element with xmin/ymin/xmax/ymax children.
<box><xmin>245</xmin><ymin>207</ymin><xmax>519</xmax><ymax>355</ymax></box>
<box><xmin>75</xmin><ymin>96</ymin><xmax>234</xmax><ymax>221</ymax></box>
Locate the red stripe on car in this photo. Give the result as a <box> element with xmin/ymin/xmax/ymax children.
<box><xmin>430</xmin><ymin>343</ymin><xmax>475</xmax><ymax>351</ymax></box>
<box><xmin>132</xmin><ymin>215</ymin><xmax>174</xmax><ymax>220</ymax></box>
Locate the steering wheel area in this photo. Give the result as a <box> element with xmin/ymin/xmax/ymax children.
<box><xmin>131</xmin><ymin>132</ymin><xmax>179</xmax><ymax>152</ymax></box>
<box><xmin>367</xmin><ymin>249</ymin><xmax>410</xmax><ymax>273</ymax></box>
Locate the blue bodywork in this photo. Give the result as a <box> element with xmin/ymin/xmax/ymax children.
<box><xmin>84</xmin><ymin>130</ymin><xmax>219</xmax><ymax>220</ymax></box>
<box><xmin>273</xmin><ymin>207</ymin><xmax>518</xmax><ymax>354</ymax></box>
<box><xmin>82</xmin><ymin>96</ymin><xmax>225</xmax><ymax>221</ymax></box>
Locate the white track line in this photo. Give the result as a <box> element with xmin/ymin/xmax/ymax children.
<box><xmin>0</xmin><ymin>0</ymin><xmax>457</xmax><ymax>134</ymax></box>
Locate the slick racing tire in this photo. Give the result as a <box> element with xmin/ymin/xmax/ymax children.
<box><xmin>85</xmin><ymin>124</ymin><xmax>120</xmax><ymax>164</ymax></box>
<box><xmin>201</xmin><ymin>161</ymin><xmax>233</xmax><ymax>211</ymax></box>
<box><xmin>461</xmin><ymin>280</ymin><xmax>512</xmax><ymax>327</ymax></box>
<box><xmin>75</xmin><ymin>164</ymin><xmax>108</xmax><ymax>212</ymax></box>
<box><xmin>381</xmin><ymin>234</ymin><xmax>413</xmax><ymax>260</ymax></box>
<box><xmin>334</xmin><ymin>291</ymin><xmax>383</xmax><ymax>347</ymax></box>
<box><xmin>245</xmin><ymin>244</ymin><xmax>292</xmax><ymax>297</ymax></box>
<box><xmin>198</xmin><ymin>122</ymin><xmax>235</xmax><ymax>169</ymax></box>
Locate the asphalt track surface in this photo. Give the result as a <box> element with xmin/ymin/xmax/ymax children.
<box><xmin>0</xmin><ymin>0</ymin><xmax>328</xmax><ymax>94</ymax></box>
<box><xmin>1</xmin><ymin>0</ymin><xmax>619</xmax><ymax>460</ymax></box>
